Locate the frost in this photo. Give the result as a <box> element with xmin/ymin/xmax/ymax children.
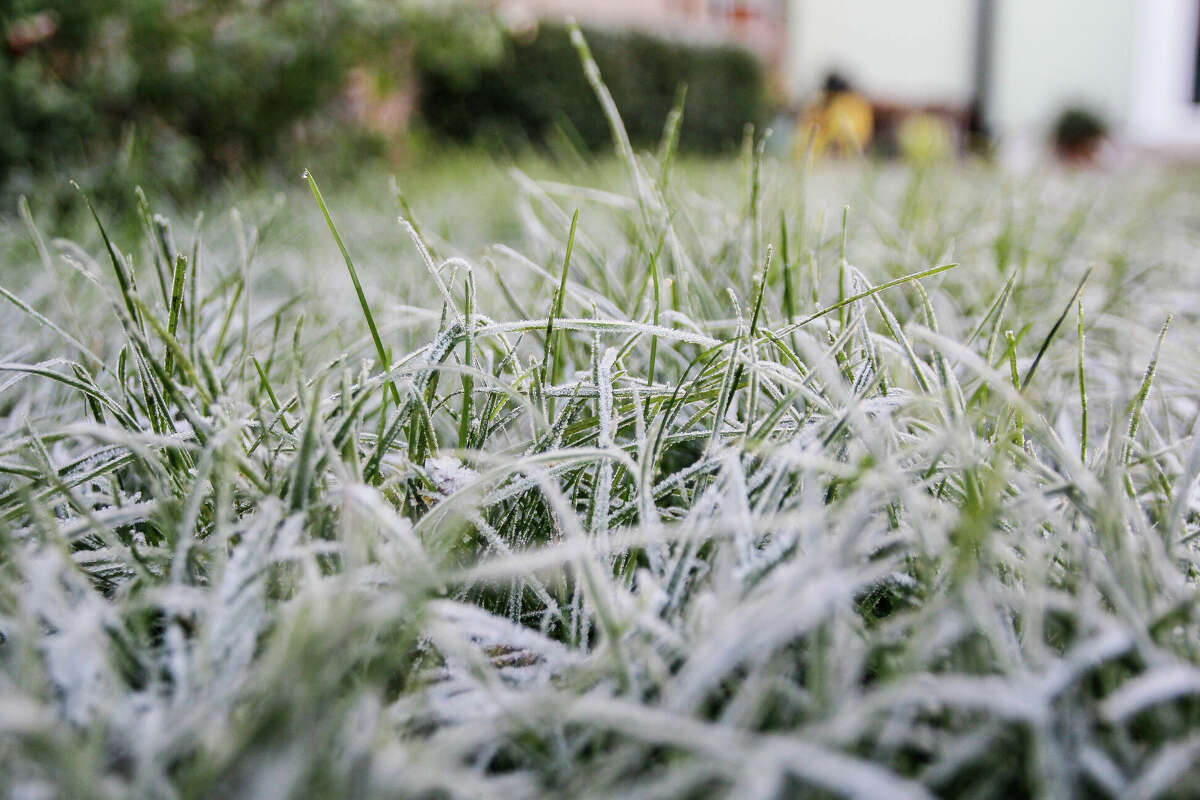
<box><xmin>424</xmin><ymin>455</ymin><xmax>478</xmax><ymax>498</ymax></box>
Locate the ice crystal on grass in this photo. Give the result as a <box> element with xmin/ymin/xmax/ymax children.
<box><xmin>424</xmin><ymin>455</ymin><xmax>479</xmax><ymax>499</ymax></box>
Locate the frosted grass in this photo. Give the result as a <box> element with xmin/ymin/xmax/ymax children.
<box><xmin>1</xmin><ymin>37</ymin><xmax>1200</xmax><ymax>799</ymax></box>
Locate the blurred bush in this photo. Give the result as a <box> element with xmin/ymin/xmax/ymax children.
<box><xmin>1051</xmin><ymin>106</ymin><xmax>1108</xmax><ymax>163</ymax></box>
<box><xmin>0</xmin><ymin>1</ymin><xmax>500</xmax><ymax>210</ymax></box>
<box><xmin>417</xmin><ymin>22</ymin><xmax>768</xmax><ymax>155</ymax></box>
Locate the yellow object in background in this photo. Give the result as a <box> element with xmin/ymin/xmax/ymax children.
<box><xmin>898</xmin><ymin>113</ymin><xmax>954</xmax><ymax>166</ymax></box>
<box><xmin>797</xmin><ymin>91</ymin><xmax>874</xmax><ymax>159</ymax></box>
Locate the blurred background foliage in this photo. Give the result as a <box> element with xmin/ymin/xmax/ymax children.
<box><xmin>418</xmin><ymin>21</ymin><xmax>767</xmax><ymax>155</ymax></box>
<box><xmin>0</xmin><ymin>1</ymin><xmax>769</xmax><ymax>218</ymax></box>
<box><xmin>0</xmin><ymin>0</ymin><xmax>502</xmax><ymax>211</ymax></box>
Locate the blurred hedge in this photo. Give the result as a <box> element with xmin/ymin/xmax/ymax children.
<box><xmin>0</xmin><ymin>1</ymin><xmax>500</xmax><ymax>209</ymax></box>
<box><xmin>417</xmin><ymin>23</ymin><xmax>768</xmax><ymax>155</ymax></box>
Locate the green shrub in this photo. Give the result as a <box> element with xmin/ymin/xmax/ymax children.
<box><xmin>417</xmin><ymin>23</ymin><xmax>768</xmax><ymax>154</ymax></box>
<box><xmin>0</xmin><ymin>1</ymin><xmax>500</xmax><ymax>209</ymax></box>
<box><xmin>1051</xmin><ymin>106</ymin><xmax>1108</xmax><ymax>153</ymax></box>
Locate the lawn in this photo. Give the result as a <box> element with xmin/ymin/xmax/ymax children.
<box><xmin>2</xmin><ymin>121</ymin><xmax>1200</xmax><ymax>797</ymax></box>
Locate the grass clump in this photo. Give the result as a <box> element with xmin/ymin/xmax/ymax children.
<box><xmin>2</xmin><ymin>42</ymin><xmax>1200</xmax><ymax>799</ymax></box>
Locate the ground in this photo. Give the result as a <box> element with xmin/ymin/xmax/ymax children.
<box><xmin>1</xmin><ymin>147</ymin><xmax>1200</xmax><ymax>799</ymax></box>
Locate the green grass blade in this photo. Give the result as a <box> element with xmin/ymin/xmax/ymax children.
<box><xmin>305</xmin><ymin>169</ymin><xmax>401</xmax><ymax>406</ymax></box>
<box><xmin>784</xmin><ymin>261</ymin><xmax>958</xmax><ymax>331</ymax></box>
<box><xmin>542</xmin><ymin>208</ymin><xmax>580</xmax><ymax>398</ymax></box>
<box><xmin>164</xmin><ymin>253</ymin><xmax>188</xmax><ymax>375</ymax></box>
<box><xmin>1021</xmin><ymin>267</ymin><xmax>1091</xmax><ymax>391</ymax></box>
<box><xmin>73</xmin><ymin>182</ymin><xmax>143</xmax><ymax>332</ymax></box>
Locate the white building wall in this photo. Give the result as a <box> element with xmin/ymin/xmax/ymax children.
<box><xmin>786</xmin><ymin>0</ymin><xmax>1200</xmax><ymax>148</ymax></box>
<box><xmin>1127</xmin><ymin>0</ymin><xmax>1200</xmax><ymax>147</ymax></box>
<box><xmin>786</xmin><ymin>0</ymin><xmax>975</xmax><ymax>104</ymax></box>
<box><xmin>988</xmin><ymin>0</ymin><xmax>1137</xmax><ymax>136</ymax></box>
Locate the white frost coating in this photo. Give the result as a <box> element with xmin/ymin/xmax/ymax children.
<box><xmin>566</xmin><ymin>694</ymin><xmax>936</xmax><ymax>800</ymax></box>
<box><xmin>426</xmin><ymin>600</ymin><xmax>576</xmax><ymax>674</ymax></box>
<box><xmin>1123</xmin><ymin>734</ymin><xmax>1200</xmax><ymax>800</ymax></box>
<box><xmin>24</xmin><ymin>546</ymin><xmax>116</xmax><ymax>727</ymax></box>
<box><xmin>424</xmin><ymin>455</ymin><xmax>478</xmax><ymax>498</ymax></box>
<box><xmin>1101</xmin><ymin>665</ymin><xmax>1200</xmax><ymax>722</ymax></box>
<box><xmin>593</xmin><ymin>343</ymin><xmax>617</xmax><ymax>541</ymax></box>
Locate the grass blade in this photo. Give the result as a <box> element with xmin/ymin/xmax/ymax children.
<box><xmin>305</xmin><ymin>169</ymin><xmax>400</xmax><ymax>406</ymax></box>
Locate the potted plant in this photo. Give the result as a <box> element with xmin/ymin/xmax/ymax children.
<box><xmin>1052</xmin><ymin>106</ymin><xmax>1108</xmax><ymax>164</ymax></box>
